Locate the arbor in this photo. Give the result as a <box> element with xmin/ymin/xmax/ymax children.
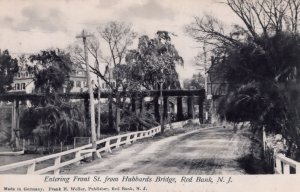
<box><xmin>0</xmin><ymin>50</ymin><xmax>18</xmax><ymax>93</ymax></box>
<box><xmin>186</xmin><ymin>0</ymin><xmax>300</xmax><ymax>158</ymax></box>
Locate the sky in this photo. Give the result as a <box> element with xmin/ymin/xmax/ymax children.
<box><xmin>0</xmin><ymin>0</ymin><xmax>242</xmax><ymax>81</ymax></box>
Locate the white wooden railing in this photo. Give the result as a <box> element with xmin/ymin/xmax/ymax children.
<box><xmin>0</xmin><ymin>125</ymin><xmax>161</xmax><ymax>175</ymax></box>
<box><xmin>274</xmin><ymin>153</ymin><xmax>300</xmax><ymax>174</ymax></box>
<box><xmin>263</xmin><ymin>128</ymin><xmax>300</xmax><ymax>174</ymax></box>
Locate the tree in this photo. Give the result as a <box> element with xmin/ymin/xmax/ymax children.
<box><xmin>0</xmin><ymin>50</ymin><xmax>18</xmax><ymax>93</ymax></box>
<box><xmin>20</xmin><ymin>99</ymin><xmax>86</xmax><ymax>147</ymax></box>
<box><xmin>183</xmin><ymin>73</ymin><xmax>205</xmax><ymax>89</ymax></box>
<box><xmin>70</xmin><ymin>21</ymin><xmax>137</xmax><ymax>134</ymax></box>
<box><xmin>29</xmin><ymin>49</ymin><xmax>73</xmax><ymax>93</ymax></box>
<box><xmin>125</xmin><ymin>31</ymin><xmax>184</xmax><ymax>90</ymax></box>
<box><xmin>186</xmin><ymin>0</ymin><xmax>300</xmax><ymax>159</ymax></box>
<box><xmin>20</xmin><ymin>49</ymin><xmax>86</xmax><ymax>148</ymax></box>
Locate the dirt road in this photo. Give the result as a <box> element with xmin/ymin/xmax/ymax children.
<box><xmin>63</xmin><ymin>126</ymin><xmax>252</xmax><ymax>175</ymax></box>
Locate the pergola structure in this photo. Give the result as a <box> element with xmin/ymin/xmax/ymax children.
<box><xmin>0</xmin><ymin>89</ymin><xmax>205</xmax><ymax>146</ymax></box>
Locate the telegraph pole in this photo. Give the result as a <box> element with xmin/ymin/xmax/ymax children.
<box><xmin>76</xmin><ymin>30</ymin><xmax>98</xmax><ymax>158</ymax></box>
<box><xmin>203</xmin><ymin>44</ymin><xmax>208</xmax><ymax>96</ymax></box>
<box><xmin>203</xmin><ymin>43</ymin><xmax>209</xmax><ymax>122</ymax></box>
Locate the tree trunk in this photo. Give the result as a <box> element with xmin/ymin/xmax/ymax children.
<box><xmin>131</xmin><ymin>96</ymin><xmax>136</xmax><ymax>113</ymax></box>
<box><xmin>131</xmin><ymin>96</ymin><xmax>137</xmax><ymax>131</ymax></box>
<box><xmin>116</xmin><ymin>107</ymin><xmax>120</xmax><ymax>133</ymax></box>
<box><xmin>198</xmin><ymin>96</ymin><xmax>204</xmax><ymax>123</ymax></box>
<box><xmin>187</xmin><ymin>96</ymin><xmax>194</xmax><ymax>119</ymax></box>
<box><xmin>108</xmin><ymin>96</ymin><xmax>114</xmax><ymax>132</ymax></box>
<box><xmin>115</xmin><ymin>96</ymin><xmax>121</xmax><ymax>133</ymax></box>
<box><xmin>163</xmin><ymin>96</ymin><xmax>169</xmax><ymax>121</ymax></box>
<box><xmin>97</xmin><ymin>82</ymin><xmax>101</xmax><ymax>139</ymax></box>
<box><xmin>139</xmin><ymin>97</ymin><xmax>144</xmax><ymax>113</ymax></box>
<box><xmin>177</xmin><ymin>97</ymin><xmax>183</xmax><ymax>121</ymax></box>
<box><xmin>154</xmin><ymin>96</ymin><xmax>160</xmax><ymax>122</ymax></box>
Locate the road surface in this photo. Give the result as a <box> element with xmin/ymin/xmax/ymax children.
<box><xmin>63</xmin><ymin>126</ymin><xmax>252</xmax><ymax>175</ymax></box>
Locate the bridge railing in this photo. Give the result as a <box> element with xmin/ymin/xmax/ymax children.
<box><xmin>0</xmin><ymin>126</ymin><xmax>161</xmax><ymax>175</ymax></box>
<box><xmin>263</xmin><ymin>129</ymin><xmax>300</xmax><ymax>174</ymax></box>
<box><xmin>274</xmin><ymin>153</ymin><xmax>300</xmax><ymax>174</ymax></box>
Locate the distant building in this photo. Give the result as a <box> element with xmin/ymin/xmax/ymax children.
<box><xmin>64</xmin><ymin>67</ymin><xmax>88</xmax><ymax>93</ymax></box>
<box><xmin>207</xmin><ymin>56</ymin><xmax>228</xmax><ymax>98</ymax></box>
<box><xmin>10</xmin><ymin>61</ymin><xmax>91</xmax><ymax>94</ymax></box>
<box><xmin>100</xmin><ymin>67</ymin><xmax>117</xmax><ymax>91</ymax></box>
<box><xmin>206</xmin><ymin>56</ymin><xmax>229</xmax><ymax>123</ymax></box>
<box><xmin>11</xmin><ymin>65</ymin><xmax>35</xmax><ymax>93</ymax></box>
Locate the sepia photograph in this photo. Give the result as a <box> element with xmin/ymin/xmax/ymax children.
<box><xmin>0</xmin><ymin>0</ymin><xmax>299</xmax><ymax>191</ymax></box>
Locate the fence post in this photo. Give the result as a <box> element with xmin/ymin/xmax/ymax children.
<box><xmin>283</xmin><ymin>163</ymin><xmax>290</xmax><ymax>174</ymax></box>
<box><xmin>262</xmin><ymin>127</ymin><xmax>266</xmax><ymax>154</ymax></box>
<box><xmin>126</xmin><ymin>135</ymin><xmax>131</xmax><ymax>145</ymax></box>
<box><xmin>105</xmin><ymin>140</ymin><xmax>112</xmax><ymax>153</ymax></box>
<box><xmin>275</xmin><ymin>157</ymin><xmax>282</xmax><ymax>174</ymax></box>
<box><xmin>115</xmin><ymin>137</ymin><xmax>121</xmax><ymax>148</ymax></box>
<box><xmin>27</xmin><ymin>163</ymin><xmax>36</xmax><ymax>174</ymax></box>
<box><xmin>75</xmin><ymin>151</ymin><xmax>81</xmax><ymax>165</ymax></box>
<box><xmin>53</xmin><ymin>156</ymin><xmax>61</xmax><ymax>175</ymax></box>
<box><xmin>23</xmin><ymin>139</ymin><xmax>25</xmax><ymax>151</ymax></box>
<box><xmin>296</xmin><ymin>164</ymin><xmax>300</xmax><ymax>174</ymax></box>
<box><xmin>132</xmin><ymin>133</ymin><xmax>138</xmax><ymax>142</ymax></box>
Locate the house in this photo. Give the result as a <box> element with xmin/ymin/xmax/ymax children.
<box><xmin>64</xmin><ymin>67</ymin><xmax>88</xmax><ymax>93</ymax></box>
<box><xmin>206</xmin><ymin>56</ymin><xmax>228</xmax><ymax>98</ymax></box>
<box><xmin>11</xmin><ymin>62</ymin><xmax>90</xmax><ymax>94</ymax></box>
<box><xmin>206</xmin><ymin>56</ymin><xmax>229</xmax><ymax>122</ymax></box>
<box><xmin>11</xmin><ymin>65</ymin><xmax>35</xmax><ymax>93</ymax></box>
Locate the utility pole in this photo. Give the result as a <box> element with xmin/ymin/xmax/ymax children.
<box><xmin>203</xmin><ymin>44</ymin><xmax>208</xmax><ymax>96</ymax></box>
<box><xmin>203</xmin><ymin>44</ymin><xmax>209</xmax><ymax>123</ymax></box>
<box><xmin>76</xmin><ymin>30</ymin><xmax>98</xmax><ymax>158</ymax></box>
<box><xmin>96</xmin><ymin>67</ymin><xmax>101</xmax><ymax>139</ymax></box>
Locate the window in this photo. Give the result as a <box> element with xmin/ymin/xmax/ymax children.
<box><xmin>25</xmin><ymin>72</ymin><xmax>28</xmax><ymax>77</ymax></box>
<box><xmin>16</xmin><ymin>83</ymin><xmax>20</xmax><ymax>90</ymax></box>
<box><xmin>83</xmin><ymin>81</ymin><xmax>87</xmax><ymax>87</ymax></box>
<box><xmin>76</xmin><ymin>81</ymin><xmax>81</xmax><ymax>88</ymax></box>
<box><xmin>22</xmin><ymin>83</ymin><xmax>26</xmax><ymax>90</ymax></box>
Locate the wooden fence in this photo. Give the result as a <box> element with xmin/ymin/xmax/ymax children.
<box><xmin>263</xmin><ymin>128</ymin><xmax>300</xmax><ymax>174</ymax></box>
<box><xmin>0</xmin><ymin>125</ymin><xmax>161</xmax><ymax>175</ymax></box>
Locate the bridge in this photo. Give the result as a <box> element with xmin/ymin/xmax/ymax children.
<box><xmin>0</xmin><ymin>89</ymin><xmax>299</xmax><ymax>175</ymax></box>
<box><xmin>0</xmin><ymin>119</ymin><xmax>299</xmax><ymax>175</ymax></box>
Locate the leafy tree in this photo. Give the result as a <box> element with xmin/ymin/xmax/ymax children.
<box><xmin>0</xmin><ymin>50</ymin><xmax>18</xmax><ymax>93</ymax></box>
<box><xmin>125</xmin><ymin>31</ymin><xmax>184</xmax><ymax>90</ymax></box>
<box><xmin>183</xmin><ymin>73</ymin><xmax>205</xmax><ymax>89</ymax></box>
<box><xmin>20</xmin><ymin>49</ymin><xmax>86</xmax><ymax>148</ymax></box>
<box><xmin>186</xmin><ymin>0</ymin><xmax>300</xmax><ymax>158</ymax></box>
<box><xmin>29</xmin><ymin>49</ymin><xmax>73</xmax><ymax>93</ymax></box>
<box><xmin>125</xmin><ymin>31</ymin><xmax>184</xmax><ymax>128</ymax></box>
<box><xmin>71</xmin><ymin>21</ymin><xmax>137</xmax><ymax>134</ymax></box>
